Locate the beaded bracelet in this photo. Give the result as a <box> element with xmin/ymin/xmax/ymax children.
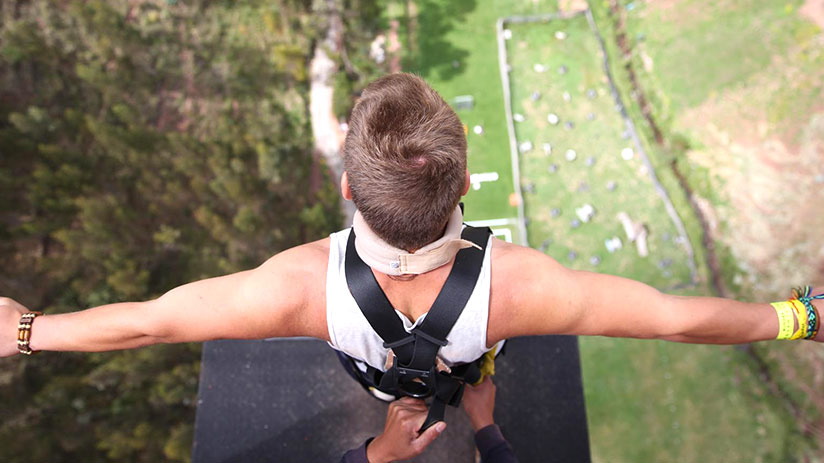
<box><xmin>791</xmin><ymin>286</ymin><xmax>821</xmax><ymax>340</ymax></box>
<box><xmin>17</xmin><ymin>311</ymin><xmax>43</xmax><ymax>355</ymax></box>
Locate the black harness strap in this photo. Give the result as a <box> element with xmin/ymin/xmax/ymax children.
<box><xmin>344</xmin><ymin>236</ymin><xmax>416</xmax><ymax>364</ymax></box>
<box><xmin>344</xmin><ymin>225</ymin><xmax>490</xmax><ymax>432</ymax></box>
<box><xmin>406</xmin><ymin>226</ymin><xmax>490</xmax><ymax>372</ymax></box>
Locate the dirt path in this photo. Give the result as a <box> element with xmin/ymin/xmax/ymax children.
<box><xmin>558</xmin><ymin>0</ymin><xmax>588</xmax><ymax>14</ymax></box>
<box><xmin>387</xmin><ymin>19</ymin><xmax>402</xmax><ymax>73</ymax></box>
<box><xmin>801</xmin><ymin>0</ymin><xmax>824</xmax><ymax>29</ymax></box>
<box><xmin>309</xmin><ymin>47</ymin><xmax>345</xmax><ymax>173</ymax></box>
<box><xmin>309</xmin><ymin>3</ymin><xmax>405</xmax><ymax>224</ymax></box>
<box><xmin>309</xmin><ymin>1</ymin><xmax>354</xmax><ymax>222</ymax></box>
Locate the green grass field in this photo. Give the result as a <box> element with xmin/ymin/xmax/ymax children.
<box><xmin>399</xmin><ymin>0</ymin><xmax>566</xmax><ymax>244</ymax></box>
<box><xmin>624</xmin><ymin>0</ymin><xmax>821</xmax><ymax>115</ymax></box>
<box><xmin>505</xmin><ymin>14</ymin><xmax>694</xmax><ymax>288</ymax></box>
<box><xmin>613</xmin><ymin>0</ymin><xmax>824</xmax><ymax>457</ymax></box>
<box><xmin>388</xmin><ymin>0</ymin><xmax>809</xmax><ymax>460</ymax></box>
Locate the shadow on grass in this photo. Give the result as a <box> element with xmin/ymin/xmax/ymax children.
<box><xmin>403</xmin><ymin>0</ymin><xmax>477</xmax><ymax>82</ymax></box>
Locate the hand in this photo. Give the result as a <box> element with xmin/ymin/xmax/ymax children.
<box><xmin>0</xmin><ymin>297</ymin><xmax>30</xmax><ymax>358</ymax></box>
<box><xmin>366</xmin><ymin>397</ymin><xmax>446</xmax><ymax>463</ymax></box>
<box><xmin>461</xmin><ymin>376</ymin><xmax>496</xmax><ymax>432</ymax></box>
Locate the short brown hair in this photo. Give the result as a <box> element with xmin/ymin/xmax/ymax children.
<box><xmin>343</xmin><ymin>73</ymin><xmax>467</xmax><ymax>251</ymax></box>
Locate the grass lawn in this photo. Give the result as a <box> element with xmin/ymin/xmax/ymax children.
<box><xmin>387</xmin><ymin>0</ymin><xmax>802</xmax><ymax>460</ymax></box>
<box><xmin>582</xmin><ymin>338</ymin><xmax>795</xmax><ymax>463</ymax></box>
<box><xmin>397</xmin><ymin>0</ymin><xmax>564</xmax><ymax>242</ymax></box>
<box><xmin>613</xmin><ymin>0</ymin><xmax>824</xmax><ymax>457</ymax></box>
<box><xmin>505</xmin><ymin>14</ymin><xmax>694</xmax><ymax>288</ymax></box>
<box><xmin>623</xmin><ymin>0</ymin><xmax>820</xmax><ymax>115</ymax></box>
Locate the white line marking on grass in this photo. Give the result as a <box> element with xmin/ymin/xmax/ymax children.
<box><xmin>495</xmin><ymin>10</ymin><xmax>593</xmax><ymax>246</ymax></box>
<box><xmin>492</xmin><ymin>228</ymin><xmax>513</xmax><ymax>243</ymax></box>
<box><xmin>466</xmin><ymin>217</ymin><xmax>518</xmax><ymax>227</ymax></box>
<box><xmin>496</xmin><ymin>18</ymin><xmax>529</xmax><ymax>246</ymax></box>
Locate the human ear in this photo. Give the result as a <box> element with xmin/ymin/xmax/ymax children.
<box><xmin>341</xmin><ymin>171</ymin><xmax>353</xmax><ymax>200</ymax></box>
<box><xmin>461</xmin><ymin>169</ymin><xmax>471</xmax><ymax>196</ymax></box>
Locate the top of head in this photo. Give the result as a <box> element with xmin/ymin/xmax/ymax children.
<box><xmin>343</xmin><ymin>73</ymin><xmax>467</xmax><ymax>252</ymax></box>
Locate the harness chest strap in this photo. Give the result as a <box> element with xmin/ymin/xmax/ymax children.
<box><xmin>344</xmin><ymin>225</ymin><xmax>491</xmax><ymax>432</ymax></box>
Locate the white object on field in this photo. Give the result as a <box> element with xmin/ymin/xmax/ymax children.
<box><xmin>621</xmin><ymin>147</ymin><xmax>634</xmax><ymax>160</ymax></box>
<box><xmin>518</xmin><ymin>141</ymin><xmax>533</xmax><ymax>153</ymax></box>
<box><xmin>469</xmin><ymin>172</ymin><xmax>499</xmax><ymax>191</ymax></box>
<box><xmin>605</xmin><ymin>236</ymin><xmax>623</xmax><ymax>253</ymax></box>
<box><xmin>576</xmin><ymin>204</ymin><xmax>595</xmax><ymax>223</ymax></box>
<box><xmin>617</xmin><ymin>212</ymin><xmax>649</xmax><ymax>257</ymax></box>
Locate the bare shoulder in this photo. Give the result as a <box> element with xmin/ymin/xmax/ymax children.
<box><xmin>254</xmin><ymin>237</ymin><xmax>330</xmax><ymax>292</ymax></box>
<box><xmin>261</xmin><ymin>237</ymin><xmax>331</xmax><ymax>269</ymax></box>
<box><xmin>254</xmin><ymin>237</ymin><xmax>331</xmax><ymax>340</ymax></box>
<box><xmin>489</xmin><ymin>238</ymin><xmax>564</xmax><ymax>289</ymax></box>
<box><xmin>489</xmin><ymin>238</ymin><xmax>542</xmax><ymax>266</ymax></box>
<box><xmin>487</xmin><ymin>238</ymin><xmax>578</xmax><ymax>345</ymax></box>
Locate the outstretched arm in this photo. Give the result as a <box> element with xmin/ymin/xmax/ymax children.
<box><xmin>1</xmin><ymin>239</ymin><xmax>329</xmax><ymax>357</ymax></box>
<box><xmin>489</xmin><ymin>241</ymin><xmax>820</xmax><ymax>345</ymax></box>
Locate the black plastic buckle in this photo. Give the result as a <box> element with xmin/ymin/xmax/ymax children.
<box><xmin>393</xmin><ymin>357</ymin><xmax>435</xmax><ymax>398</ymax></box>
<box><xmin>396</xmin><ymin>365</ymin><xmax>431</xmax><ymax>379</ymax></box>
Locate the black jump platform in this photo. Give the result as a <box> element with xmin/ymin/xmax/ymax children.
<box><xmin>193</xmin><ymin>336</ymin><xmax>590</xmax><ymax>463</ymax></box>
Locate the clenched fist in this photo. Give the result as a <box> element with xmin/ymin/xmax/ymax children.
<box><xmin>0</xmin><ymin>297</ymin><xmax>30</xmax><ymax>357</ymax></box>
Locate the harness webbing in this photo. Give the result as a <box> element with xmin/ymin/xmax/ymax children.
<box><xmin>344</xmin><ymin>225</ymin><xmax>491</xmax><ymax>432</ymax></box>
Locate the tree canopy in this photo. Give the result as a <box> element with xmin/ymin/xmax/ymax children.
<box><xmin>0</xmin><ymin>0</ymin><xmax>383</xmax><ymax>460</ymax></box>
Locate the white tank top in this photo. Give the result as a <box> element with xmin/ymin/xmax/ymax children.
<box><xmin>326</xmin><ymin>227</ymin><xmax>494</xmax><ymax>372</ymax></box>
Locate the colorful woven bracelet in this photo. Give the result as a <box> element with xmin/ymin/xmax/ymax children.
<box><xmin>792</xmin><ymin>286</ymin><xmax>822</xmax><ymax>340</ymax></box>
<box><xmin>17</xmin><ymin>311</ymin><xmax>43</xmax><ymax>355</ymax></box>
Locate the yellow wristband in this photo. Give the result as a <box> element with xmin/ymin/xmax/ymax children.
<box><xmin>771</xmin><ymin>301</ymin><xmax>796</xmax><ymax>340</ymax></box>
<box><xmin>788</xmin><ymin>299</ymin><xmax>807</xmax><ymax>340</ymax></box>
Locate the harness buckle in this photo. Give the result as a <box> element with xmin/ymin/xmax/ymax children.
<box><xmin>396</xmin><ymin>365</ymin><xmax>431</xmax><ymax>379</ymax></box>
<box><xmin>392</xmin><ymin>356</ymin><xmax>436</xmax><ymax>398</ymax></box>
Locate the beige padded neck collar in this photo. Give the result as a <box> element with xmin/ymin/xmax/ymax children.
<box><xmin>352</xmin><ymin>206</ymin><xmax>480</xmax><ymax>276</ymax></box>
